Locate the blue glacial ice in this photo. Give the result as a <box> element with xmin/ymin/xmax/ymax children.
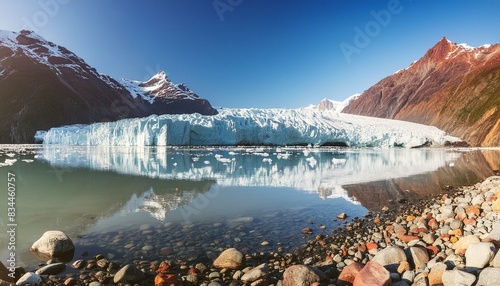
<box><xmin>38</xmin><ymin>108</ymin><xmax>460</xmax><ymax>148</ymax></box>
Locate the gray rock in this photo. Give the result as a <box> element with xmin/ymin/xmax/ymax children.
<box><xmin>282</xmin><ymin>265</ymin><xmax>321</xmax><ymax>286</ymax></box>
<box><xmin>88</xmin><ymin>282</ymin><xmax>102</xmax><ymax>286</ymax></box>
<box><xmin>113</xmin><ymin>264</ymin><xmax>145</xmax><ymax>284</ymax></box>
<box><xmin>465</xmin><ymin>242</ymin><xmax>495</xmax><ymax>270</ymax></box>
<box><xmin>241</xmin><ymin>263</ymin><xmax>268</xmax><ymax>283</ymax></box>
<box><xmin>491</xmin><ymin>249</ymin><xmax>500</xmax><ymax>267</ymax></box>
<box><xmin>35</xmin><ymin>262</ymin><xmax>65</xmax><ymax>275</ymax></box>
<box><xmin>450</xmin><ymin>219</ymin><xmax>463</xmax><ymax>230</ymax></box>
<box><xmin>372</xmin><ymin>246</ymin><xmax>407</xmax><ymax>272</ymax></box>
<box><xmin>409</xmin><ymin>246</ymin><xmax>429</xmax><ymax>270</ymax></box>
<box><xmin>487</xmin><ymin>222</ymin><xmax>500</xmax><ymax>241</ymax></box>
<box><xmin>30</xmin><ymin>230</ymin><xmax>74</xmax><ymax>261</ymax></box>
<box><xmin>186</xmin><ymin>274</ymin><xmax>198</xmax><ymax>284</ymax></box>
<box><xmin>209</xmin><ymin>271</ymin><xmax>220</xmax><ymax>279</ymax></box>
<box><xmin>442</xmin><ymin>269</ymin><xmax>476</xmax><ymax>286</ymax></box>
<box><xmin>16</xmin><ymin>272</ymin><xmax>42</xmax><ymax>286</ymax></box>
<box><xmin>476</xmin><ymin>267</ymin><xmax>500</xmax><ymax>286</ymax></box>
<box><xmin>401</xmin><ymin>270</ymin><xmax>415</xmax><ymax>284</ymax></box>
<box><xmin>96</xmin><ymin>258</ymin><xmax>109</xmax><ymax>269</ymax></box>
<box><xmin>71</xmin><ymin>259</ymin><xmax>85</xmax><ymax>269</ymax></box>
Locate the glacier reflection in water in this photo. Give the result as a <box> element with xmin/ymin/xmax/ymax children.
<box><xmin>1</xmin><ymin>146</ymin><xmax>498</xmax><ymax>268</ymax></box>
<box><xmin>37</xmin><ymin>146</ymin><xmax>463</xmax><ymax>203</ymax></box>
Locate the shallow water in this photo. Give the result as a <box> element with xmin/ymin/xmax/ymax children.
<box><xmin>0</xmin><ymin>146</ymin><xmax>498</xmax><ymax>268</ymax></box>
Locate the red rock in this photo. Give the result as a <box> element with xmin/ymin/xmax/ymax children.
<box><xmin>154</xmin><ymin>273</ymin><xmax>179</xmax><ymax>286</ymax></box>
<box><xmin>463</xmin><ymin>218</ymin><xmax>477</xmax><ymax>226</ymax></box>
<box><xmin>366</xmin><ymin>242</ymin><xmax>379</xmax><ymax>251</ymax></box>
<box><xmin>399</xmin><ymin>235</ymin><xmax>419</xmax><ymax>243</ymax></box>
<box><xmin>428</xmin><ymin>219</ymin><xmax>439</xmax><ymax>230</ymax></box>
<box><xmin>418</xmin><ymin>227</ymin><xmax>429</xmax><ymax>234</ymax></box>
<box><xmin>353</xmin><ymin>261</ymin><xmax>391</xmax><ymax>286</ymax></box>
<box><xmin>455</xmin><ymin>212</ymin><xmax>467</xmax><ymax>221</ymax></box>
<box><xmin>409</xmin><ymin>224</ymin><xmax>419</xmax><ymax>234</ymax></box>
<box><xmin>466</xmin><ymin>205</ymin><xmax>480</xmax><ymax>217</ymax></box>
<box><xmin>187</xmin><ymin>267</ymin><xmax>199</xmax><ymax>275</ymax></box>
<box><xmin>338</xmin><ymin>261</ymin><xmax>364</xmax><ymax>284</ymax></box>
<box><xmin>64</xmin><ymin>278</ymin><xmax>77</xmax><ymax>286</ymax></box>
<box><xmin>427</xmin><ymin>245</ymin><xmax>440</xmax><ymax>255</ymax></box>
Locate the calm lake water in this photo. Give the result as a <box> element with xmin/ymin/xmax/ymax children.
<box><xmin>0</xmin><ymin>146</ymin><xmax>499</xmax><ymax>268</ymax></box>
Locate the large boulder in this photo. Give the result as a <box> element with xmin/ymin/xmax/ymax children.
<box><xmin>353</xmin><ymin>261</ymin><xmax>391</xmax><ymax>286</ymax></box>
<box><xmin>372</xmin><ymin>246</ymin><xmax>407</xmax><ymax>272</ymax></box>
<box><xmin>213</xmin><ymin>248</ymin><xmax>245</xmax><ymax>270</ymax></box>
<box><xmin>30</xmin><ymin>231</ymin><xmax>74</xmax><ymax>261</ymax></box>
<box><xmin>15</xmin><ymin>272</ymin><xmax>42</xmax><ymax>286</ymax></box>
<box><xmin>113</xmin><ymin>264</ymin><xmax>145</xmax><ymax>284</ymax></box>
<box><xmin>282</xmin><ymin>265</ymin><xmax>321</xmax><ymax>286</ymax></box>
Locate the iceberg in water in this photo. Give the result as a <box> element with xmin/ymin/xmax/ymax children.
<box><xmin>38</xmin><ymin>108</ymin><xmax>460</xmax><ymax>147</ymax></box>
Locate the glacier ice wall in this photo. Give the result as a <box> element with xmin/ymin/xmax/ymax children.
<box><xmin>40</xmin><ymin>109</ymin><xmax>460</xmax><ymax>147</ymax></box>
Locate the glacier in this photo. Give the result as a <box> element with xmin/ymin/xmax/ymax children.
<box><xmin>38</xmin><ymin>108</ymin><xmax>461</xmax><ymax>148</ymax></box>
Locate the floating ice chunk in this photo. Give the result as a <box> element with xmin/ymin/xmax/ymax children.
<box><xmin>0</xmin><ymin>158</ymin><xmax>17</xmax><ymax>167</ymax></box>
<box><xmin>306</xmin><ymin>157</ymin><xmax>317</xmax><ymax>168</ymax></box>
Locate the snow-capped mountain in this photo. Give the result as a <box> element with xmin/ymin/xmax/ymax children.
<box><xmin>314</xmin><ymin>94</ymin><xmax>361</xmax><ymax>112</ymax></box>
<box><xmin>0</xmin><ymin>30</ymin><xmax>217</xmax><ymax>143</ymax></box>
<box><xmin>38</xmin><ymin>108</ymin><xmax>461</xmax><ymax>147</ymax></box>
<box><xmin>121</xmin><ymin>71</ymin><xmax>200</xmax><ymax>103</ymax></box>
<box><xmin>343</xmin><ymin>37</ymin><xmax>500</xmax><ymax>147</ymax></box>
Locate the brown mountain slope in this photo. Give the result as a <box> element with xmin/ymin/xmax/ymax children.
<box><xmin>0</xmin><ymin>30</ymin><xmax>217</xmax><ymax>143</ymax></box>
<box><xmin>343</xmin><ymin>37</ymin><xmax>500</xmax><ymax>147</ymax></box>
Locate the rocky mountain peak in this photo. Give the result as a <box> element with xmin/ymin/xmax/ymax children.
<box><xmin>0</xmin><ymin>30</ymin><xmax>217</xmax><ymax>143</ymax></box>
<box><xmin>343</xmin><ymin>37</ymin><xmax>500</xmax><ymax>147</ymax></box>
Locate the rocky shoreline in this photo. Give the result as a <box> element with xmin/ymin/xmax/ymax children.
<box><xmin>3</xmin><ymin>176</ymin><xmax>500</xmax><ymax>286</ymax></box>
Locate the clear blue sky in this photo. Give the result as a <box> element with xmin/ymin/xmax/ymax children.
<box><xmin>0</xmin><ymin>0</ymin><xmax>499</xmax><ymax>108</ymax></box>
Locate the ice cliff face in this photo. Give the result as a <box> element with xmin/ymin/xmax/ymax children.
<box><xmin>39</xmin><ymin>108</ymin><xmax>461</xmax><ymax>148</ymax></box>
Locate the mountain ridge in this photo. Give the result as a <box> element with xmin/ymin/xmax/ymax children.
<box><xmin>0</xmin><ymin>30</ymin><xmax>217</xmax><ymax>143</ymax></box>
<box><xmin>342</xmin><ymin>37</ymin><xmax>500</xmax><ymax>147</ymax></box>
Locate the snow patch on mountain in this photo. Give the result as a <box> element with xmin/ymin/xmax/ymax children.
<box><xmin>121</xmin><ymin>71</ymin><xmax>200</xmax><ymax>104</ymax></box>
<box><xmin>313</xmin><ymin>94</ymin><xmax>360</xmax><ymax>112</ymax></box>
<box><xmin>38</xmin><ymin>108</ymin><xmax>461</xmax><ymax>148</ymax></box>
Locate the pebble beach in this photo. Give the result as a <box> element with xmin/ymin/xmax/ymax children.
<box><xmin>3</xmin><ymin>175</ymin><xmax>500</xmax><ymax>286</ymax></box>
